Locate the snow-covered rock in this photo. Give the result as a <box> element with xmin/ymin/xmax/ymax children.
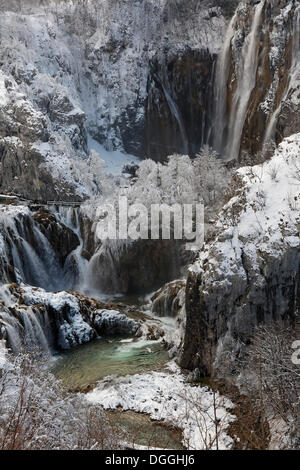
<box><xmin>0</xmin><ymin>0</ymin><xmax>226</xmax><ymax>200</ymax></box>
<box><xmin>180</xmin><ymin>133</ymin><xmax>300</xmax><ymax>375</ymax></box>
<box><xmin>92</xmin><ymin>309</ymin><xmax>139</xmax><ymax>337</ymax></box>
<box><xmin>0</xmin><ymin>283</ymin><xmax>140</xmax><ymax>352</ymax></box>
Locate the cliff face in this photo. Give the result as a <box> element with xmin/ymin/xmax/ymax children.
<box><xmin>178</xmin><ymin>0</ymin><xmax>300</xmax><ymax>377</ymax></box>
<box><xmin>146</xmin><ymin>49</ymin><xmax>215</xmax><ymax>160</ymax></box>
<box><xmin>0</xmin><ymin>1</ymin><xmax>300</xmax><ymax>201</ymax></box>
<box><xmin>0</xmin><ymin>0</ymin><xmax>225</xmax><ymax>200</ymax></box>
<box><xmin>180</xmin><ymin>133</ymin><xmax>300</xmax><ymax>376</ymax></box>
<box><xmin>0</xmin><ymin>283</ymin><xmax>140</xmax><ymax>353</ymax></box>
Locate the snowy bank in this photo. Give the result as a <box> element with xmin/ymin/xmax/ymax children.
<box><xmin>86</xmin><ymin>363</ymin><xmax>235</xmax><ymax>450</ymax></box>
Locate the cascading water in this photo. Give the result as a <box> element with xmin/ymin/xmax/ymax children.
<box><xmin>0</xmin><ymin>285</ymin><xmax>53</xmax><ymax>354</ymax></box>
<box><xmin>212</xmin><ymin>1</ymin><xmax>264</xmax><ymax>160</ymax></box>
<box><xmin>225</xmin><ymin>1</ymin><xmax>264</xmax><ymax>161</ymax></box>
<box><xmin>54</xmin><ymin>205</ymin><xmax>91</xmax><ymax>291</ymax></box>
<box><xmin>263</xmin><ymin>5</ymin><xmax>300</xmax><ymax>146</ymax></box>
<box><xmin>292</xmin><ymin>6</ymin><xmax>300</xmax><ymax>69</ymax></box>
<box><xmin>1</xmin><ymin>210</ymin><xmax>66</xmax><ymax>291</ymax></box>
<box><xmin>154</xmin><ymin>72</ymin><xmax>189</xmax><ymax>155</ymax></box>
<box><xmin>85</xmin><ymin>238</ymin><xmax>128</xmax><ymax>297</ymax></box>
<box><xmin>0</xmin><ymin>204</ymin><xmax>90</xmax><ymax>354</ymax></box>
<box><xmin>213</xmin><ymin>13</ymin><xmax>237</xmax><ymax>154</ymax></box>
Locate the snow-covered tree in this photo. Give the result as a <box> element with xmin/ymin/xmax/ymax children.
<box><xmin>0</xmin><ymin>352</ymin><xmax>124</xmax><ymax>450</ymax></box>
<box><xmin>193</xmin><ymin>145</ymin><xmax>230</xmax><ymax>207</ymax></box>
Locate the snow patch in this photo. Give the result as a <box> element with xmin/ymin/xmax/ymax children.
<box><xmin>87</xmin><ymin>364</ymin><xmax>235</xmax><ymax>450</ymax></box>
<box><xmin>87</xmin><ymin>135</ymin><xmax>140</xmax><ymax>177</ymax></box>
<box><xmin>0</xmin><ymin>72</ymin><xmax>8</xmax><ymax>107</ymax></box>
<box><xmin>0</xmin><ymin>340</ymin><xmax>7</xmax><ymax>368</ymax></box>
<box><xmin>191</xmin><ymin>133</ymin><xmax>300</xmax><ymax>278</ymax></box>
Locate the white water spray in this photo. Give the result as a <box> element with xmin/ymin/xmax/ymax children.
<box><xmin>213</xmin><ymin>12</ymin><xmax>237</xmax><ymax>154</ymax></box>
<box><xmin>264</xmin><ymin>5</ymin><xmax>300</xmax><ymax>146</ymax></box>
<box><xmin>225</xmin><ymin>1</ymin><xmax>264</xmax><ymax>161</ymax></box>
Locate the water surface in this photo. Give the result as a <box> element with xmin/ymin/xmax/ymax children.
<box><xmin>53</xmin><ymin>336</ymin><xmax>168</xmax><ymax>390</ymax></box>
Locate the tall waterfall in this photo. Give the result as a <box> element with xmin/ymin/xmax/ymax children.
<box><xmin>264</xmin><ymin>5</ymin><xmax>300</xmax><ymax>146</ymax></box>
<box><xmin>213</xmin><ymin>1</ymin><xmax>264</xmax><ymax>160</ymax></box>
<box><xmin>225</xmin><ymin>1</ymin><xmax>264</xmax><ymax>160</ymax></box>
<box><xmin>292</xmin><ymin>6</ymin><xmax>300</xmax><ymax>68</ymax></box>
<box><xmin>213</xmin><ymin>13</ymin><xmax>237</xmax><ymax>154</ymax></box>
<box><xmin>154</xmin><ymin>72</ymin><xmax>189</xmax><ymax>155</ymax></box>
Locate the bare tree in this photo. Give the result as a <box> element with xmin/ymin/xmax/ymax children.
<box><xmin>240</xmin><ymin>323</ymin><xmax>300</xmax><ymax>449</ymax></box>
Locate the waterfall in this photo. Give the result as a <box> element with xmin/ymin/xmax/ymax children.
<box><xmin>1</xmin><ymin>306</ymin><xmax>52</xmax><ymax>355</ymax></box>
<box><xmin>0</xmin><ymin>206</ymin><xmax>96</xmax><ymax>355</ymax></box>
<box><xmin>17</xmin><ymin>307</ymin><xmax>52</xmax><ymax>354</ymax></box>
<box><xmin>0</xmin><ymin>205</ymin><xmax>84</xmax><ymax>292</ymax></box>
<box><xmin>0</xmin><ymin>310</ymin><xmax>23</xmax><ymax>352</ymax></box>
<box><xmin>292</xmin><ymin>6</ymin><xmax>300</xmax><ymax>67</ymax></box>
<box><xmin>225</xmin><ymin>1</ymin><xmax>264</xmax><ymax>160</ymax></box>
<box><xmin>213</xmin><ymin>13</ymin><xmax>237</xmax><ymax>154</ymax></box>
<box><xmin>264</xmin><ymin>5</ymin><xmax>300</xmax><ymax>146</ymax></box>
<box><xmin>84</xmin><ymin>239</ymin><xmax>128</xmax><ymax>296</ymax></box>
<box><xmin>32</xmin><ymin>226</ymin><xmax>65</xmax><ymax>290</ymax></box>
<box><xmin>55</xmin><ymin>206</ymin><xmax>89</xmax><ymax>290</ymax></box>
<box><xmin>0</xmin><ymin>286</ymin><xmax>53</xmax><ymax>354</ymax></box>
<box><xmin>155</xmin><ymin>73</ymin><xmax>189</xmax><ymax>155</ymax></box>
<box><xmin>5</xmin><ymin>218</ymin><xmax>62</xmax><ymax>290</ymax></box>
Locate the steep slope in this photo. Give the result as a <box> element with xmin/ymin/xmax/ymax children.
<box><xmin>0</xmin><ymin>0</ymin><xmax>226</xmax><ymax>200</ymax></box>
<box><xmin>180</xmin><ymin>133</ymin><xmax>300</xmax><ymax>376</ymax></box>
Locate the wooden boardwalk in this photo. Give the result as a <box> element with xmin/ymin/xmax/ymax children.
<box><xmin>0</xmin><ymin>193</ymin><xmax>83</xmax><ymax>208</ymax></box>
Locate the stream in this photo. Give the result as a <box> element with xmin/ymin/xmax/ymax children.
<box><xmin>52</xmin><ymin>336</ymin><xmax>168</xmax><ymax>391</ymax></box>
<box><xmin>52</xmin><ymin>317</ymin><xmax>184</xmax><ymax>449</ymax></box>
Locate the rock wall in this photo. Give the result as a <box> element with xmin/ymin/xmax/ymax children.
<box><xmin>146</xmin><ymin>49</ymin><xmax>215</xmax><ymax>161</ymax></box>
<box><xmin>180</xmin><ymin>134</ymin><xmax>300</xmax><ymax>376</ymax></box>
<box><xmin>0</xmin><ymin>0</ymin><xmax>226</xmax><ymax>201</ymax></box>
